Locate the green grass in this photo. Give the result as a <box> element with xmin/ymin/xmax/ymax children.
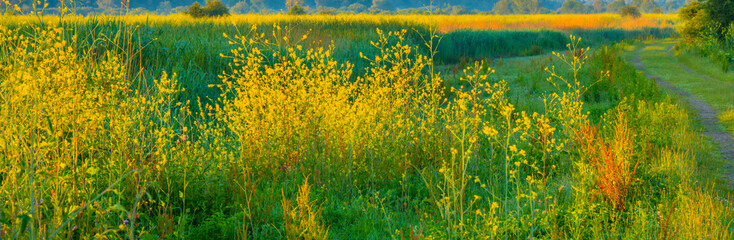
<box><xmin>676</xmin><ymin>46</ymin><xmax>734</xmax><ymax>85</ymax></box>
<box><xmin>622</xmin><ymin>40</ymin><xmax>734</xmax><ymax>192</ymax></box>
<box><xmin>625</xmin><ymin>40</ymin><xmax>734</xmax><ymax>136</ymax></box>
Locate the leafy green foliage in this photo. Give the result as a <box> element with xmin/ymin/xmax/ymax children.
<box><xmin>678</xmin><ymin>0</ymin><xmax>733</xmax><ymax>72</ymax></box>
<box><xmin>230</xmin><ymin>1</ymin><xmax>252</xmax><ymax>14</ymax></box>
<box><xmin>288</xmin><ymin>4</ymin><xmax>307</xmax><ymax>15</ymax></box>
<box><xmin>202</xmin><ymin>0</ymin><xmax>229</xmax><ymax>16</ymax></box>
<box><xmin>186</xmin><ymin>1</ymin><xmax>204</xmax><ymax>17</ymax></box>
<box><xmin>639</xmin><ymin>0</ymin><xmax>659</xmax><ymax>13</ymax></box>
<box><xmin>678</xmin><ymin>0</ymin><xmax>707</xmax><ymax>39</ymax></box>
<box><xmin>492</xmin><ymin>0</ymin><xmax>546</xmax><ymax>14</ymax></box>
<box><xmin>370</xmin><ymin>0</ymin><xmax>395</xmax><ymax>11</ymax></box>
<box><xmin>592</xmin><ymin>0</ymin><xmax>605</xmax><ymax>13</ymax></box>
<box><xmin>606</xmin><ymin>0</ymin><xmax>626</xmax><ymax>13</ymax></box>
<box><xmin>557</xmin><ymin>0</ymin><xmax>591</xmax><ymax>14</ymax></box>
<box><xmin>620</xmin><ymin>6</ymin><xmax>641</xmax><ymax>18</ymax></box>
<box><xmin>185</xmin><ymin>0</ymin><xmax>229</xmax><ymax>18</ymax></box>
<box><xmin>705</xmin><ymin>0</ymin><xmax>734</xmax><ymax>37</ymax></box>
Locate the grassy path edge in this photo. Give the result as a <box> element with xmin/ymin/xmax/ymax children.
<box><xmin>631</xmin><ymin>45</ymin><xmax>734</xmax><ymax>180</ymax></box>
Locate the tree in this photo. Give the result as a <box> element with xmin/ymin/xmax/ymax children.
<box><xmin>662</xmin><ymin>0</ymin><xmax>682</xmax><ymax>13</ymax></box>
<box><xmin>286</xmin><ymin>0</ymin><xmax>305</xmax><ymax>8</ymax></box>
<box><xmin>631</xmin><ymin>0</ymin><xmax>643</xmax><ymax>8</ymax></box>
<box><xmin>370</xmin><ymin>0</ymin><xmax>395</xmax><ymax>11</ymax></box>
<box><xmin>620</xmin><ymin>6</ymin><xmax>641</xmax><ymax>18</ymax></box>
<box><xmin>231</xmin><ymin>1</ymin><xmax>252</xmax><ymax>14</ymax></box>
<box><xmin>186</xmin><ymin>1</ymin><xmax>204</xmax><ymax>17</ymax></box>
<box><xmin>639</xmin><ymin>0</ymin><xmax>658</xmax><ymax>13</ymax></box>
<box><xmin>317</xmin><ymin>6</ymin><xmax>336</xmax><ymax>14</ymax></box>
<box><xmin>315</xmin><ymin>0</ymin><xmax>344</xmax><ymax>8</ymax></box>
<box><xmin>512</xmin><ymin>0</ymin><xmax>543</xmax><ymax>14</ymax></box>
<box><xmin>450</xmin><ymin>5</ymin><xmax>468</xmax><ymax>15</ymax></box>
<box><xmin>96</xmin><ymin>0</ymin><xmax>114</xmax><ymax>9</ymax></box>
<box><xmin>288</xmin><ymin>4</ymin><xmax>307</xmax><ymax>14</ymax></box>
<box><xmin>346</xmin><ymin>3</ymin><xmax>366</xmax><ymax>13</ymax></box>
<box><xmin>606</xmin><ymin>0</ymin><xmax>626</xmax><ymax>13</ymax></box>
<box><xmin>557</xmin><ymin>0</ymin><xmax>590</xmax><ymax>13</ymax></box>
<box><xmin>157</xmin><ymin>1</ymin><xmax>172</xmax><ymax>14</ymax></box>
<box><xmin>250</xmin><ymin>0</ymin><xmax>267</xmax><ymax>12</ymax></box>
<box><xmin>186</xmin><ymin>0</ymin><xmax>229</xmax><ymax>18</ymax></box>
<box><xmin>202</xmin><ymin>0</ymin><xmax>229</xmax><ymax>16</ymax></box>
<box><xmin>592</xmin><ymin>0</ymin><xmax>605</xmax><ymax>13</ymax></box>
<box><xmin>492</xmin><ymin>0</ymin><xmax>513</xmax><ymax>14</ymax></box>
<box><xmin>678</xmin><ymin>0</ymin><xmax>708</xmax><ymax>39</ymax></box>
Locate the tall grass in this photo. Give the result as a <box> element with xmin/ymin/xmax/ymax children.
<box><xmin>437</xmin><ymin>28</ymin><xmax>677</xmax><ymax>64</ymax></box>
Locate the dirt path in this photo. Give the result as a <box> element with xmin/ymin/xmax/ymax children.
<box><xmin>632</xmin><ymin>46</ymin><xmax>734</xmax><ymax>170</ymax></box>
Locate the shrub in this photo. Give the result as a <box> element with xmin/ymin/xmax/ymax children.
<box><xmin>620</xmin><ymin>6</ymin><xmax>641</xmax><ymax>18</ymax></box>
<box><xmin>704</xmin><ymin>0</ymin><xmax>734</xmax><ymax>37</ymax></box>
<box><xmin>678</xmin><ymin>0</ymin><xmax>709</xmax><ymax>40</ymax></box>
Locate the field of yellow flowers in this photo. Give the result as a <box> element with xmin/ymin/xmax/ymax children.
<box><xmin>1</xmin><ymin>12</ymin><xmax>732</xmax><ymax>239</ymax></box>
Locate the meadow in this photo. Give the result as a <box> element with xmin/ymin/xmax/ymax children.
<box><xmin>2</xmin><ymin>12</ymin><xmax>733</xmax><ymax>239</ymax></box>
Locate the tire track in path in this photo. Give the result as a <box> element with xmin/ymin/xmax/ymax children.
<box><xmin>632</xmin><ymin>45</ymin><xmax>734</xmax><ymax>174</ymax></box>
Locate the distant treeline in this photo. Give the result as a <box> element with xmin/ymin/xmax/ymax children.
<box><xmin>3</xmin><ymin>0</ymin><xmax>686</xmax><ymax>15</ymax></box>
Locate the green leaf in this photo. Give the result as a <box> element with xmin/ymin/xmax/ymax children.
<box><xmin>17</xmin><ymin>213</ymin><xmax>30</xmax><ymax>235</ymax></box>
